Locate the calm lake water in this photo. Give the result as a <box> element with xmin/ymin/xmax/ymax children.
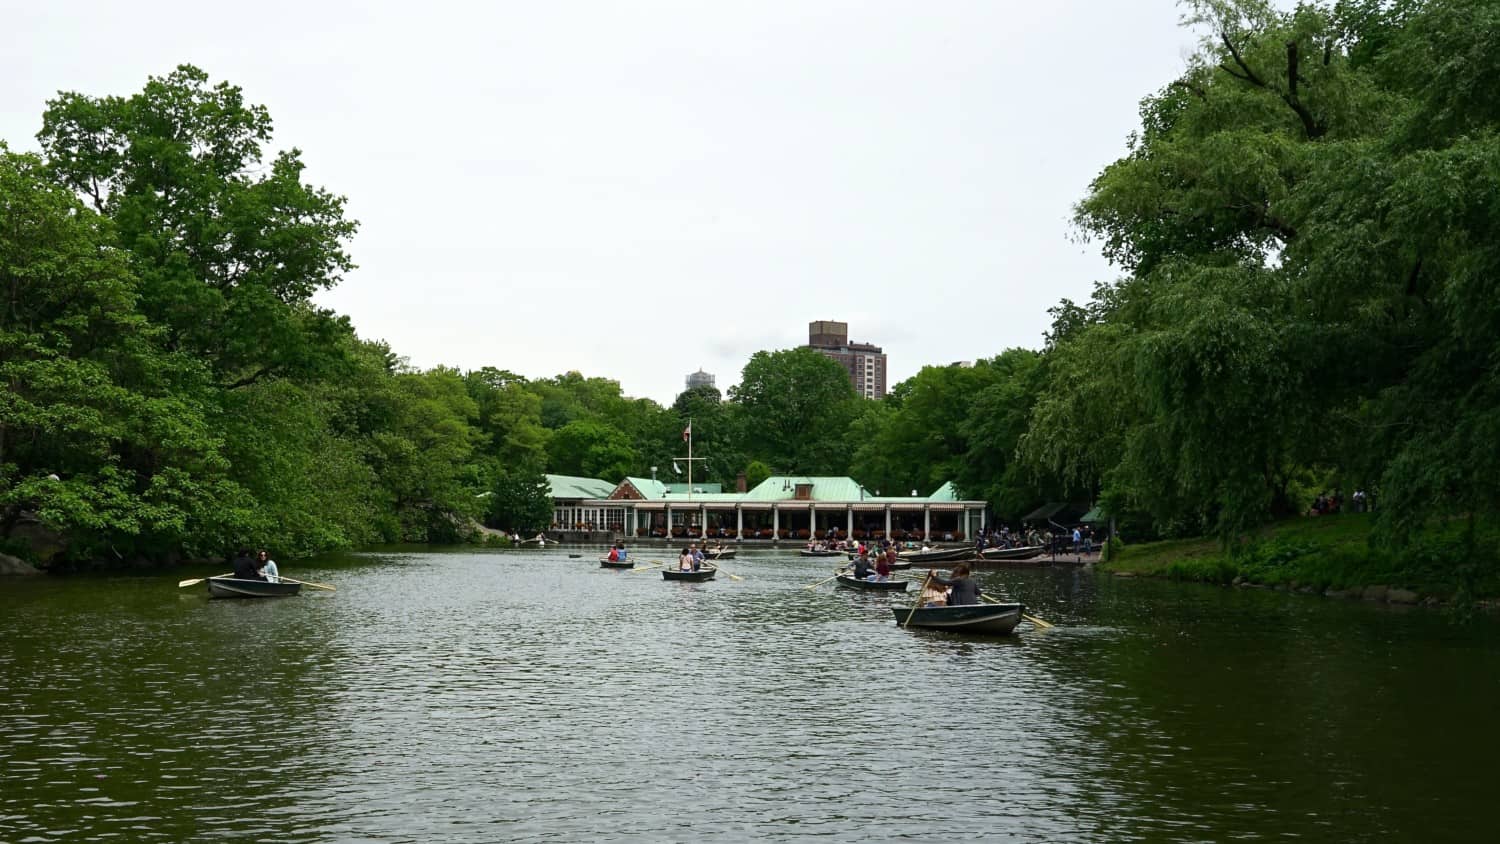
<box><xmin>2</xmin><ymin>548</ymin><xmax>1498</xmax><ymax>842</ymax></box>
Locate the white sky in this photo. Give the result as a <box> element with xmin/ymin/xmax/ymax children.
<box><xmin>3</xmin><ymin>0</ymin><xmax>1197</xmax><ymax>405</ymax></box>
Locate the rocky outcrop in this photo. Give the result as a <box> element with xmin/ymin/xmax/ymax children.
<box><xmin>0</xmin><ymin>553</ymin><xmax>42</xmax><ymax>575</ymax></box>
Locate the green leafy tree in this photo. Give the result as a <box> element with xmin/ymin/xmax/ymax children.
<box><xmin>487</xmin><ymin>467</ymin><xmax>553</xmax><ymax>533</ymax></box>
<box><xmin>671</xmin><ymin>384</ymin><xmax>744</xmax><ymax>485</ymax></box>
<box><xmin>0</xmin><ymin>147</ymin><xmax>247</xmax><ymax>564</ymax></box>
<box><xmin>730</xmin><ymin>348</ymin><xmax>860</xmax><ymax>474</ymax></box>
<box><xmin>38</xmin><ymin>64</ymin><xmax>358</xmax><ymax>391</ymax></box>
<box><xmin>547</xmin><ymin>419</ymin><xmax>636</xmax><ymax>481</ymax></box>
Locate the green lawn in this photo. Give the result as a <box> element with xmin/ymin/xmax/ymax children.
<box><xmin>1100</xmin><ymin>513</ymin><xmax>1499</xmax><ymax>599</ymax></box>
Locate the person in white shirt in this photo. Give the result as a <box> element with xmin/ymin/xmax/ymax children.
<box><xmin>257</xmin><ymin>550</ymin><xmax>280</xmax><ymax>582</ymax></box>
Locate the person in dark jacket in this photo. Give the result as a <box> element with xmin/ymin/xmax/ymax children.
<box><xmin>929</xmin><ymin>564</ymin><xmax>982</xmax><ymax>605</ymax></box>
<box><xmin>851</xmin><ymin>554</ymin><xmax>874</xmax><ymax>579</ymax></box>
<box><xmin>231</xmin><ymin>549</ymin><xmax>265</xmax><ymax>581</ymax></box>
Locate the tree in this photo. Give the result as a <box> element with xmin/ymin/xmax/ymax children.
<box><xmin>487</xmin><ymin>467</ymin><xmax>553</xmax><ymax>533</ymax></box>
<box><xmin>670</xmin><ymin>384</ymin><xmax>744</xmax><ymax>485</ymax></box>
<box><xmin>547</xmin><ymin>420</ymin><xmax>636</xmax><ymax>481</ymax></box>
<box><xmin>0</xmin><ymin>147</ymin><xmax>248</xmax><ymax>563</ymax></box>
<box><xmin>730</xmin><ymin>348</ymin><xmax>860</xmax><ymax>474</ymax></box>
<box><xmin>38</xmin><ymin>65</ymin><xmax>358</xmax><ymax>391</ymax></box>
<box><xmin>1041</xmin><ymin>0</ymin><xmax>1500</xmax><ymax>547</ymax></box>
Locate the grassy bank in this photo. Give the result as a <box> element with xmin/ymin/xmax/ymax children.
<box><xmin>1099</xmin><ymin>513</ymin><xmax>1500</xmax><ymax>601</ymax></box>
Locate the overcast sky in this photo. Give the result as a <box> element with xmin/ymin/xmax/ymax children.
<box><xmin>3</xmin><ymin>0</ymin><xmax>1198</xmax><ymax>404</ymax></box>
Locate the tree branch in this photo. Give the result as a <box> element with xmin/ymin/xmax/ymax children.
<box><xmin>220</xmin><ymin>366</ymin><xmax>276</xmax><ymax>391</ymax></box>
<box><xmin>1282</xmin><ymin>41</ymin><xmax>1326</xmax><ymax>139</ymax></box>
<box><xmin>1221</xmin><ymin>31</ymin><xmax>1267</xmax><ymax>87</ymax></box>
<box><xmin>1171</xmin><ymin>79</ymin><xmax>1207</xmax><ymax>100</ymax></box>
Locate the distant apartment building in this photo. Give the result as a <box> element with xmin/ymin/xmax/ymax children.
<box><xmin>806</xmin><ymin>320</ymin><xmax>887</xmax><ymax>399</ymax></box>
<box><xmin>685</xmin><ymin>369</ymin><xmax>716</xmax><ymax>391</ymax></box>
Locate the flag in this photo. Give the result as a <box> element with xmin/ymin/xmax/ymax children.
<box><xmin>682</xmin><ymin>423</ymin><xmax>691</xmax><ymax>442</ymax></box>
<box><xmin>672</xmin><ymin>461</ymin><xmax>682</xmax><ymax>475</ymax></box>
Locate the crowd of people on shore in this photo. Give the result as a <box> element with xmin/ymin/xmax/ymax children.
<box><xmin>1311</xmin><ymin>490</ymin><xmax>1372</xmax><ymax>516</ymax></box>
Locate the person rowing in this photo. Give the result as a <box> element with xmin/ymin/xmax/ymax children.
<box><xmin>231</xmin><ymin>549</ymin><xmax>265</xmax><ymax>581</ymax></box>
<box><xmin>851</xmin><ymin>554</ymin><xmax>875</xmax><ymax>580</ymax></box>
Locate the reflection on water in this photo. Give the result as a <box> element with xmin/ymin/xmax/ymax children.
<box><xmin>2</xmin><ymin>550</ymin><xmax>1498</xmax><ymax>842</ymax></box>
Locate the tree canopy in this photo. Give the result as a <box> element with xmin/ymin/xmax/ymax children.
<box><xmin>7</xmin><ymin>3</ymin><xmax>1500</xmax><ymax>573</ymax></box>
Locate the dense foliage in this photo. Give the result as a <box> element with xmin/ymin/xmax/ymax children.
<box><xmin>1024</xmin><ymin>0</ymin><xmax>1500</xmax><ymax>552</ymax></box>
<box><xmin>6</xmin><ymin>1</ymin><xmax>1498</xmax><ymax>573</ymax></box>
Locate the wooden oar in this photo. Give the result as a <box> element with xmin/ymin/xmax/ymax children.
<box><xmin>903</xmin><ymin>570</ymin><xmax>935</xmax><ymax>627</ymax></box>
<box><xmin>630</xmin><ymin>561</ymin><xmax>667</xmax><ymax>573</ymax></box>
<box><xmin>277</xmin><ymin>576</ymin><xmax>337</xmax><ymax>591</ymax></box>
<box><xmin>804</xmin><ymin>570</ymin><xmax>845</xmax><ymax>590</ymax></box>
<box><xmin>979</xmin><ymin>593</ymin><xmax>1052</xmax><ymax>628</ymax></box>
<box><xmin>712</xmin><ymin>564</ymin><xmax>744</xmax><ymax>582</ymax></box>
<box><xmin>177</xmin><ymin>572</ymin><xmax>233</xmax><ymax>588</ymax></box>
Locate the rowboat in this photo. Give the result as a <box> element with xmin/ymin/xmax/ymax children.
<box><xmin>663</xmin><ymin>564</ymin><xmax>717</xmax><ymax>582</ymax></box>
<box><xmin>599</xmin><ymin>557</ymin><xmax>634</xmax><ymax>569</ymax></box>
<box><xmin>835</xmin><ymin>573</ymin><xmax>910</xmax><ymax>591</ymax></box>
<box><xmin>979</xmin><ymin>545</ymin><xmax>1044</xmax><ymax>561</ymax></box>
<box><xmin>207</xmin><ymin>577</ymin><xmax>302</xmax><ymax>599</ymax></box>
<box><xmin>704</xmin><ymin>549</ymin><xmax>737</xmax><ymax>560</ymax></box>
<box><xmin>799</xmin><ymin>549</ymin><xmax>843</xmax><ymax>558</ymax></box>
<box><xmin>892</xmin><ymin>602</ymin><xmax>1024</xmax><ymax>634</ymax></box>
<box><xmin>897</xmin><ymin>546</ymin><xmax>973</xmax><ymax>564</ymax></box>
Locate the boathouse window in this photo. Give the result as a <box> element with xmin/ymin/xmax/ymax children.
<box><xmin>794</xmin><ymin>483</ymin><xmax>813</xmax><ymax>501</ymax></box>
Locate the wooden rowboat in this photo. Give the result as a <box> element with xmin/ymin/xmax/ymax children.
<box><xmin>798</xmin><ymin>549</ymin><xmax>843</xmax><ymax>558</ymax></box>
<box><xmin>978</xmin><ymin>545</ymin><xmax>1045</xmax><ymax>561</ymax></box>
<box><xmin>599</xmin><ymin>557</ymin><xmax>634</xmax><ymax>569</ymax></box>
<box><xmin>704</xmin><ymin>549</ymin><xmax>737</xmax><ymax>560</ymax></box>
<box><xmin>207</xmin><ymin>577</ymin><xmax>302</xmax><ymax>599</ymax></box>
<box><xmin>835</xmin><ymin>573</ymin><xmax>910</xmax><ymax>591</ymax></box>
<box><xmin>897</xmin><ymin>546</ymin><xmax>974</xmax><ymax>564</ymax></box>
<box><xmin>891</xmin><ymin>602</ymin><xmax>1024</xmax><ymax>635</ymax></box>
<box><xmin>662</xmin><ymin>564</ymin><xmax>717</xmax><ymax>582</ymax></box>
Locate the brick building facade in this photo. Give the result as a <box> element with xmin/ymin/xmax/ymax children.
<box><xmin>806</xmin><ymin>320</ymin><xmax>887</xmax><ymax>399</ymax></box>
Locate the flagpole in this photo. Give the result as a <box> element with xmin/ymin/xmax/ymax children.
<box><xmin>687</xmin><ymin>417</ymin><xmax>693</xmax><ymax>503</ymax></box>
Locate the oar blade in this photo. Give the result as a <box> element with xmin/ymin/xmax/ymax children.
<box><xmin>177</xmin><ymin>578</ymin><xmax>204</xmax><ymax>588</ymax></box>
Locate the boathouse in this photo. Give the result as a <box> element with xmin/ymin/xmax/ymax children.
<box><xmin>549</xmin><ymin>475</ymin><xmax>986</xmax><ymax>543</ymax></box>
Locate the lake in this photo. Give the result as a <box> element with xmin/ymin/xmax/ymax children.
<box><xmin>2</xmin><ymin>548</ymin><xmax>1497</xmax><ymax>842</ymax></box>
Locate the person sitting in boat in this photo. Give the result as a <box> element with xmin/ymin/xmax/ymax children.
<box><xmin>928</xmin><ymin>564</ymin><xmax>983</xmax><ymax>605</ymax></box>
<box><xmin>616</xmin><ymin>542</ymin><xmax>628</xmax><ymax>562</ymax></box>
<box><xmin>874</xmin><ymin>554</ymin><xmax>892</xmax><ymax>581</ymax></box>
<box><xmin>851</xmin><ymin>554</ymin><xmax>874</xmax><ymax>580</ymax></box>
<box><xmin>257</xmin><ymin>550</ymin><xmax>280</xmax><ymax>582</ymax></box>
<box><xmin>679</xmin><ymin>548</ymin><xmax>694</xmax><ymax>571</ymax></box>
<box><xmin>918</xmin><ymin>577</ymin><xmax>949</xmax><ymax>607</ymax></box>
<box><xmin>607</xmin><ymin>545</ymin><xmax>621</xmax><ymax>563</ymax></box>
<box><xmin>232</xmin><ymin>549</ymin><xmax>265</xmax><ymax>581</ymax></box>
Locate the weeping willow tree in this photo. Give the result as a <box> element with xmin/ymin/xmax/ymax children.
<box><xmin>1025</xmin><ymin>0</ymin><xmax>1500</xmax><ymax>547</ymax></box>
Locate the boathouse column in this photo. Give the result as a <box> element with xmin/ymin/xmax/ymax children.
<box><xmin>736</xmin><ymin>506</ymin><xmax>743</xmax><ymax>540</ymax></box>
<box><xmin>846</xmin><ymin>506</ymin><xmax>853</xmax><ymax>538</ymax></box>
<box><xmin>772</xmin><ymin>505</ymin><xmax>779</xmax><ymax>542</ymax></box>
<box><xmin>884</xmin><ymin>506</ymin><xmax>891</xmax><ymax>537</ymax></box>
<box><xmin>700</xmin><ymin>504</ymin><xmax>707</xmax><ymax>538</ymax></box>
<box><xmin>924</xmin><ymin>506</ymin><xmax>931</xmax><ymax>540</ymax></box>
<box><xmin>665</xmin><ymin>505</ymin><xmax>673</xmax><ymax>538</ymax></box>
